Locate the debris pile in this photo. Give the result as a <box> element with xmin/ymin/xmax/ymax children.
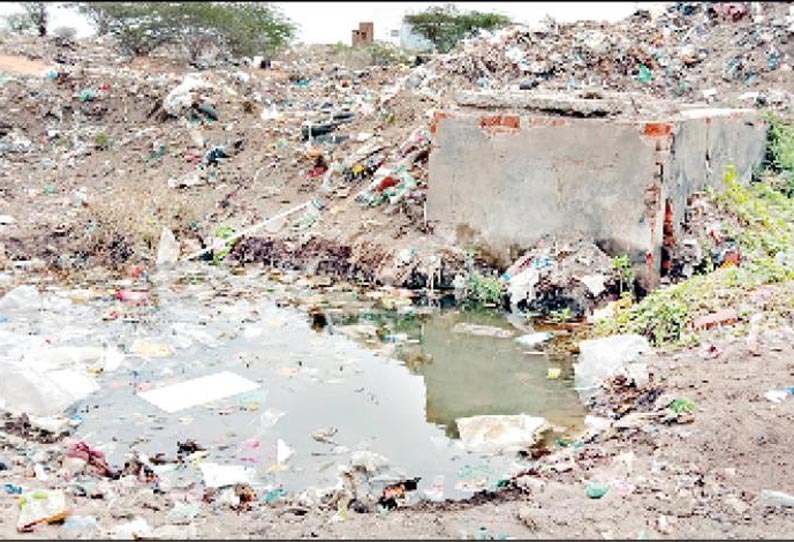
<box><xmin>503</xmin><ymin>237</ymin><xmax>616</xmax><ymax>317</ymax></box>
<box><xmin>428</xmin><ymin>2</ymin><xmax>794</xmax><ymax>108</ymax></box>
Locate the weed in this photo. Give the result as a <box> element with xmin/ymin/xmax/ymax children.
<box><xmin>212</xmin><ymin>225</ymin><xmax>235</xmax><ymax>264</ymax></box>
<box><xmin>611</xmin><ymin>254</ymin><xmax>634</xmax><ymax>297</ymax></box>
<box><xmin>669</xmin><ymin>397</ymin><xmax>696</xmax><ymax>414</ymax></box>
<box><xmin>94</xmin><ymin>132</ymin><xmax>111</xmax><ymax>150</ymax></box>
<box><xmin>547</xmin><ymin>307</ymin><xmax>575</xmax><ymax>323</ymax></box>
<box><xmin>461</xmin><ymin>270</ymin><xmax>504</xmax><ymax>309</ymax></box>
<box><xmin>764</xmin><ymin>114</ymin><xmax>794</xmax><ymax>196</ymax></box>
<box><xmin>594</xmin><ymin>166</ymin><xmax>794</xmax><ymax>346</ymax></box>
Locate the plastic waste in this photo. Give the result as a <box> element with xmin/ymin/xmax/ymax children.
<box><xmin>63</xmin><ymin>515</ymin><xmax>98</xmax><ymax>534</ymax></box>
<box><xmin>276</xmin><ymin>439</ymin><xmax>293</xmax><ymax>465</ymax></box>
<box><xmin>199</xmin><ymin>463</ymin><xmax>256</xmax><ymax>489</ymax></box>
<box><xmin>764</xmin><ymin>387</ymin><xmax>794</xmax><ymax>403</ymax></box>
<box><xmin>0</xmin><ymin>364</ymin><xmax>100</xmax><ymax>417</ymax></box>
<box><xmin>637</xmin><ymin>64</ymin><xmax>653</xmax><ymax>83</ymax></box>
<box><xmin>138</xmin><ymin>371</ymin><xmax>259</xmax><ymax>413</ymax></box>
<box><xmin>760</xmin><ymin>490</ymin><xmax>794</xmax><ymax>508</ymax></box>
<box><xmin>351</xmin><ymin>450</ymin><xmax>389</xmax><ymax>474</ymax></box>
<box><xmin>574</xmin><ymin>334</ymin><xmax>650</xmax><ymax>398</ymax></box>
<box><xmin>0</xmin><ymin>285</ymin><xmax>41</xmax><ymax>311</ymax></box>
<box><xmin>263</xmin><ymin>488</ymin><xmax>286</xmax><ymax>504</ymax></box>
<box><xmin>130</xmin><ymin>339</ymin><xmax>174</xmax><ymax>358</ymax></box>
<box><xmin>586</xmin><ymin>481</ymin><xmax>610</xmax><ymax>499</ymax></box>
<box><xmin>546</xmin><ymin>367</ymin><xmax>561</xmax><ymax>379</ymax></box>
<box><xmin>260</xmin><ymin>408</ymin><xmax>286</xmax><ymax>428</ymax></box>
<box><xmin>108</xmin><ymin>518</ymin><xmax>152</xmax><ymax>539</ymax></box>
<box><xmin>163</xmin><ymin>75</ymin><xmax>211</xmax><ymax>116</ymax></box>
<box><xmin>17</xmin><ymin>489</ymin><xmax>69</xmax><ymax>532</ymax></box>
<box><xmin>451</xmin><ymin>323</ymin><xmax>514</xmax><ymax>338</ymax></box>
<box><xmin>65</xmin><ymin>441</ymin><xmax>115</xmax><ymax>477</ymax></box>
<box><xmin>506</xmin><ymin>267</ymin><xmax>539</xmax><ymax>311</ymax></box>
<box><xmin>515</xmin><ymin>332</ymin><xmax>552</xmax><ymax>348</ymax></box>
<box><xmin>456</xmin><ymin>414</ymin><xmax>549</xmax><ymax>453</ymax></box>
<box><xmin>156</xmin><ymin>227</ymin><xmax>180</xmax><ymax>266</ymax></box>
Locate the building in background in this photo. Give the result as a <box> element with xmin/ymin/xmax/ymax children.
<box><xmin>351</xmin><ymin>21</ymin><xmax>374</xmax><ymax>46</ymax></box>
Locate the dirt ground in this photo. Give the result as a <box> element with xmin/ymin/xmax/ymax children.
<box><xmin>3</xmin><ymin>5</ymin><xmax>794</xmax><ymax>538</ymax></box>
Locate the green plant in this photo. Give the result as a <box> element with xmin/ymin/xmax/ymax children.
<box><xmin>94</xmin><ymin>132</ymin><xmax>110</xmax><ymax>150</ymax></box>
<box><xmin>76</xmin><ymin>2</ymin><xmax>296</xmax><ymax>60</ymax></box>
<box><xmin>612</xmin><ymin>254</ymin><xmax>634</xmax><ymax>297</ymax></box>
<box><xmin>366</xmin><ymin>41</ymin><xmax>407</xmax><ymax>66</ymax></box>
<box><xmin>595</xmin><ymin>165</ymin><xmax>794</xmax><ymax>346</ymax></box>
<box><xmin>462</xmin><ymin>270</ymin><xmax>504</xmax><ymax>309</ymax></box>
<box><xmin>211</xmin><ymin>225</ymin><xmax>235</xmax><ymax>264</ymax></box>
<box><xmin>405</xmin><ymin>4</ymin><xmax>511</xmax><ymax>53</ymax></box>
<box><xmin>765</xmin><ymin>115</ymin><xmax>794</xmax><ymax>196</ymax></box>
<box><xmin>669</xmin><ymin>398</ymin><xmax>695</xmax><ymax>414</ymax></box>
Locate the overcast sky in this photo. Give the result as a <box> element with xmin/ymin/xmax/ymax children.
<box><xmin>0</xmin><ymin>2</ymin><xmax>661</xmax><ymax>44</ymax></box>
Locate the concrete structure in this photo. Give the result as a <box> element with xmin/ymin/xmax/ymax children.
<box><xmin>351</xmin><ymin>22</ymin><xmax>374</xmax><ymax>47</ymax></box>
<box><xmin>427</xmin><ymin>92</ymin><xmax>768</xmax><ymax>288</ymax></box>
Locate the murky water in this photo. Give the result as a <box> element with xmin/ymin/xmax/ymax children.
<box><xmin>3</xmin><ymin>264</ymin><xmax>586</xmax><ymax>502</ymax></box>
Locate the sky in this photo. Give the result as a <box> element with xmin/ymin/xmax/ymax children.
<box><xmin>0</xmin><ymin>2</ymin><xmax>663</xmax><ymax>44</ymax></box>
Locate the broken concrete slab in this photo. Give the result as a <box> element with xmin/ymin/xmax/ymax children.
<box><xmin>456</xmin><ymin>91</ymin><xmax>624</xmax><ymax>117</ymax></box>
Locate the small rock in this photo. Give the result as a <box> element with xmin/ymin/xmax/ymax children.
<box><xmin>614</xmin><ymin>412</ymin><xmax>661</xmax><ymax>430</ymax></box>
<box><xmin>517</xmin><ymin>507</ymin><xmax>538</xmax><ymax>531</ymax></box>
<box><xmin>62</xmin><ymin>456</ymin><xmax>87</xmax><ymax>476</ymax></box>
<box><xmin>656</xmin><ymin>515</ymin><xmax>675</xmax><ymax>535</ymax></box>
<box><xmin>515</xmin><ymin>475</ymin><xmax>546</xmax><ymax>492</ymax></box>
<box><xmin>624</xmin><ymin>362</ymin><xmax>649</xmax><ymax>388</ymax></box>
<box><xmin>724</xmin><ymin>494</ymin><xmax>749</xmax><ymax>515</ymax></box>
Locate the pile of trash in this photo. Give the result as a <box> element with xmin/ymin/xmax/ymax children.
<box><xmin>426</xmin><ymin>2</ymin><xmax>794</xmax><ymax>108</ymax></box>
<box><xmin>502</xmin><ymin>237</ymin><xmax>617</xmax><ymax>317</ymax></box>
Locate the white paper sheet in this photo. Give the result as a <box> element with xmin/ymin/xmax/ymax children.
<box><xmin>199</xmin><ymin>462</ymin><xmax>256</xmax><ymax>488</ymax></box>
<box><xmin>137</xmin><ymin>371</ymin><xmax>260</xmax><ymax>413</ymax></box>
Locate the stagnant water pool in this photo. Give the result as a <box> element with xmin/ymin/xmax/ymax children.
<box><xmin>2</xmin><ymin>264</ymin><xmax>587</xmax><ymax>502</ymax></box>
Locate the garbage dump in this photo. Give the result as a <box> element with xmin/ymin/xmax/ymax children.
<box><xmin>2</xmin><ymin>2</ymin><xmax>794</xmax><ymax>537</ymax></box>
<box><xmin>0</xmin><ymin>264</ymin><xmax>587</xmax><ymax>536</ymax></box>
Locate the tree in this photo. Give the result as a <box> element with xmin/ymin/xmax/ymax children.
<box><xmin>405</xmin><ymin>4</ymin><xmax>511</xmax><ymax>53</ymax></box>
<box><xmin>75</xmin><ymin>2</ymin><xmax>296</xmax><ymax>60</ymax></box>
<box><xmin>22</xmin><ymin>2</ymin><xmax>48</xmax><ymax>37</ymax></box>
<box><xmin>3</xmin><ymin>12</ymin><xmax>36</xmax><ymax>34</ymax></box>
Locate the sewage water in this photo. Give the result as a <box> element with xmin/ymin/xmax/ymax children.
<box><xmin>3</xmin><ymin>265</ymin><xmax>586</xmax><ymax>502</ymax></box>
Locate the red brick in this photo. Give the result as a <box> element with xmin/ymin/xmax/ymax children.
<box><xmin>693</xmin><ymin>309</ymin><xmax>739</xmax><ymax>330</ymax></box>
<box><xmin>479</xmin><ymin>115</ymin><xmax>502</xmax><ymax>128</ymax></box>
<box><xmin>643</xmin><ymin>122</ymin><xmax>673</xmax><ymax>137</ymax></box>
<box><xmin>430</xmin><ymin>111</ymin><xmax>450</xmax><ymax>134</ymax></box>
<box><xmin>501</xmin><ymin>116</ymin><xmax>520</xmax><ymax>129</ymax></box>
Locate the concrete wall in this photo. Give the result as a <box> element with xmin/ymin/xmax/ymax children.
<box><xmin>427</xmin><ymin>108</ymin><xmax>767</xmax><ymax>288</ymax></box>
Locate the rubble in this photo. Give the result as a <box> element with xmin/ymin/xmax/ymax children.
<box><xmin>503</xmin><ymin>236</ymin><xmax>617</xmax><ymax>316</ymax></box>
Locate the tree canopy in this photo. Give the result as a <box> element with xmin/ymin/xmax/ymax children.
<box><xmin>76</xmin><ymin>2</ymin><xmax>296</xmax><ymax>60</ymax></box>
<box><xmin>404</xmin><ymin>4</ymin><xmax>511</xmax><ymax>53</ymax></box>
<box><xmin>3</xmin><ymin>2</ymin><xmax>48</xmax><ymax>36</ymax></box>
